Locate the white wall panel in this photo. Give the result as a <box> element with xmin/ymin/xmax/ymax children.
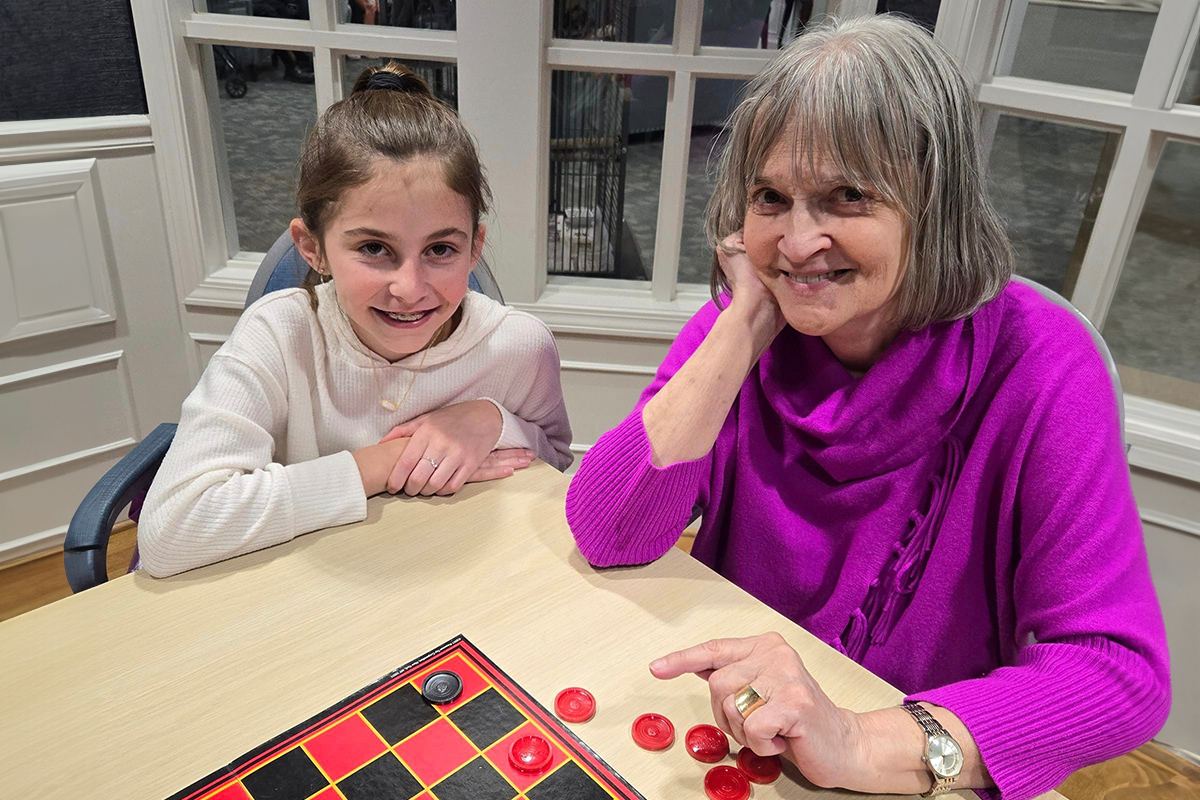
<box><xmin>0</xmin><ymin>159</ymin><xmax>117</xmax><ymax>343</ymax></box>
<box><xmin>0</xmin><ymin>351</ymin><xmax>137</xmax><ymax>478</ymax></box>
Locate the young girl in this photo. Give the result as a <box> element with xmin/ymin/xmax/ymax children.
<box><xmin>138</xmin><ymin>63</ymin><xmax>573</xmax><ymax>578</ymax></box>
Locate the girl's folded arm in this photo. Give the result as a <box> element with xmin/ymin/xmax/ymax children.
<box><xmin>137</xmin><ymin>352</ymin><xmax>367</xmax><ymax>578</ymax></box>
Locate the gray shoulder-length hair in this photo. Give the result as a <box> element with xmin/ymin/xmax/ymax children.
<box><xmin>706</xmin><ymin>14</ymin><xmax>1013</xmax><ymax>329</ymax></box>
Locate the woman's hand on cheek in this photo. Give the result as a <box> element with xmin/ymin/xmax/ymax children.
<box><xmin>381</xmin><ymin>400</ymin><xmax>506</xmax><ymax>496</ymax></box>
<box><xmin>650</xmin><ymin>633</ymin><xmax>871</xmax><ymax>792</ymax></box>
<box><xmin>718</xmin><ymin>232</ymin><xmax>785</xmax><ymax>347</ymax></box>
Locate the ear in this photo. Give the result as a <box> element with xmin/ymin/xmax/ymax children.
<box><xmin>290</xmin><ymin>218</ymin><xmax>324</xmax><ymax>273</ymax></box>
<box><xmin>471</xmin><ymin>222</ymin><xmax>487</xmax><ymax>264</ymax></box>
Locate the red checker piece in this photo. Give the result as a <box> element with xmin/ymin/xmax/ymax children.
<box><xmin>685</xmin><ymin>724</ymin><xmax>730</xmax><ymax>763</ymax></box>
<box><xmin>554</xmin><ymin>687</ymin><xmax>596</xmax><ymax>722</ymax></box>
<box><xmin>631</xmin><ymin>713</ymin><xmax>675</xmax><ymax>751</ymax></box>
<box><xmin>508</xmin><ymin>734</ymin><xmax>553</xmax><ymax>773</ymax></box>
<box><xmin>736</xmin><ymin>748</ymin><xmax>782</xmax><ymax>784</ymax></box>
<box><xmin>705</xmin><ymin>764</ymin><xmax>752</xmax><ymax>800</ymax></box>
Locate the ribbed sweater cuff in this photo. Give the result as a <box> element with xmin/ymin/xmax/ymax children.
<box><xmin>287</xmin><ymin>450</ymin><xmax>369</xmax><ymax>534</ymax></box>
<box><xmin>481</xmin><ymin>397</ymin><xmax>534</xmax><ymax>452</ymax></box>
<box><xmin>907</xmin><ymin>637</ymin><xmax>1170</xmax><ymax>800</ymax></box>
<box><xmin>566</xmin><ymin>410</ymin><xmax>705</xmax><ymax>567</ymax></box>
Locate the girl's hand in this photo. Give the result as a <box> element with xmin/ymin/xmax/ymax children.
<box><xmin>465</xmin><ymin>448</ymin><xmax>537</xmax><ymax>485</ymax></box>
<box><xmin>380</xmin><ymin>400</ymin><xmax>510</xmax><ymax>496</ymax></box>
<box><xmin>650</xmin><ymin>633</ymin><xmax>873</xmax><ymax>791</ymax></box>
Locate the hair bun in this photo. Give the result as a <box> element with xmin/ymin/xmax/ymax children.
<box><xmin>353</xmin><ymin>63</ymin><xmax>433</xmax><ymax>98</ymax></box>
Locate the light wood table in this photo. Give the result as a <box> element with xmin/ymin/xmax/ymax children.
<box><xmin>0</xmin><ymin>463</ymin><xmax>1060</xmax><ymax>799</ymax></box>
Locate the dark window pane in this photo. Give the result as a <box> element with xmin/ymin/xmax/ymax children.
<box><xmin>998</xmin><ymin>1</ymin><xmax>1159</xmax><ymax>94</ymax></box>
<box><xmin>1105</xmin><ymin>141</ymin><xmax>1200</xmax><ymax>411</ymax></box>
<box><xmin>0</xmin><ymin>0</ymin><xmax>147</xmax><ymax>121</ymax></box>
<box><xmin>986</xmin><ymin>114</ymin><xmax>1111</xmax><ymax>297</ymax></box>
<box><xmin>208</xmin><ymin>45</ymin><xmax>317</xmax><ymax>253</ymax></box>
<box><xmin>547</xmin><ymin>71</ymin><xmax>668</xmax><ymax>281</ymax></box>
<box><xmin>554</xmin><ymin>0</ymin><xmax>674</xmax><ymax>44</ymax></box>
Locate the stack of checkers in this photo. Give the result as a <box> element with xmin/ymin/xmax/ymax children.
<box><xmin>551</xmin><ymin>687</ymin><xmax>783</xmax><ymax>799</ymax></box>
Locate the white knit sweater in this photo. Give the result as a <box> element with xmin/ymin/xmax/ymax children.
<box><xmin>138</xmin><ymin>283</ymin><xmax>572</xmax><ymax>577</ymax></box>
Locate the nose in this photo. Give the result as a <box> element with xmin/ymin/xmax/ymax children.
<box><xmin>778</xmin><ymin>205</ymin><xmax>832</xmax><ymax>265</ymax></box>
<box><xmin>387</xmin><ymin>257</ymin><xmax>430</xmax><ymax>304</ymax></box>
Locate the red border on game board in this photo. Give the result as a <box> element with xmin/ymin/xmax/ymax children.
<box><xmin>166</xmin><ymin>635</ymin><xmax>645</xmax><ymax>800</ymax></box>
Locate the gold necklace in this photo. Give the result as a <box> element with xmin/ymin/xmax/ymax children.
<box><xmin>372</xmin><ymin>313</ymin><xmax>455</xmax><ymax>412</ymax></box>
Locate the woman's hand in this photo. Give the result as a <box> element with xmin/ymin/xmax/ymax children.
<box><xmin>718</xmin><ymin>232</ymin><xmax>785</xmax><ymax>351</ymax></box>
<box><xmin>379</xmin><ymin>400</ymin><xmax>520</xmax><ymax>496</ymax></box>
<box><xmin>651</xmin><ymin>633</ymin><xmax>872</xmax><ymax>790</ymax></box>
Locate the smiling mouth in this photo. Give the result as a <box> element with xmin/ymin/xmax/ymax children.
<box><xmin>785</xmin><ymin>269</ymin><xmax>851</xmax><ymax>284</ymax></box>
<box><xmin>372</xmin><ymin>307</ymin><xmax>437</xmax><ymax>325</ymax></box>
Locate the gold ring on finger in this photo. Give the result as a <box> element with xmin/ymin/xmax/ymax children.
<box><xmin>734</xmin><ymin>684</ymin><xmax>766</xmax><ymax>719</ymax></box>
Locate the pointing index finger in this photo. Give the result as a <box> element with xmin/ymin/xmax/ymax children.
<box><xmin>649</xmin><ymin>638</ymin><xmax>759</xmax><ymax>680</ymax></box>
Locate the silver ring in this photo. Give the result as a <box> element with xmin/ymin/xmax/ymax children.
<box><xmin>427</xmin><ymin>457</ymin><xmax>439</xmax><ymax>470</ymax></box>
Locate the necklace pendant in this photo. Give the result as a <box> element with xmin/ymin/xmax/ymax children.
<box><xmin>380</xmin><ymin>398</ymin><xmax>399</xmax><ymax>412</ymax></box>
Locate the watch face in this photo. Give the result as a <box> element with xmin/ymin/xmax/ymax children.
<box><xmin>928</xmin><ymin>735</ymin><xmax>963</xmax><ymax>777</ymax></box>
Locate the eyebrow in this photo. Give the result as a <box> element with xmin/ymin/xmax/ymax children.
<box><xmin>340</xmin><ymin>226</ymin><xmax>469</xmax><ymax>241</ymax></box>
<box><xmin>426</xmin><ymin>227</ymin><xmax>469</xmax><ymax>241</ymax></box>
<box><xmin>342</xmin><ymin>226</ymin><xmax>393</xmax><ymax>240</ymax></box>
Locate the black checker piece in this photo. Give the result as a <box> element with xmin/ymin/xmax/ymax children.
<box><xmin>361</xmin><ymin>683</ymin><xmax>440</xmax><ymax>745</ymax></box>
<box><xmin>241</xmin><ymin>747</ymin><xmax>328</xmax><ymax>800</ymax></box>
<box><xmin>526</xmin><ymin>761</ymin><xmax>613</xmax><ymax>800</ymax></box>
<box><xmin>447</xmin><ymin>687</ymin><xmax>527</xmax><ymax>749</ymax></box>
<box><xmin>338</xmin><ymin>752</ymin><xmax>424</xmax><ymax>800</ymax></box>
<box><xmin>432</xmin><ymin>756</ymin><xmax>517</xmax><ymax>800</ymax></box>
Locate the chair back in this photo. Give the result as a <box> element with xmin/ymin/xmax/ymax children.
<box><xmin>1013</xmin><ymin>275</ymin><xmax>1125</xmax><ymax>449</ymax></box>
<box><xmin>245</xmin><ymin>230</ymin><xmax>504</xmax><ymax>309</ymax></box>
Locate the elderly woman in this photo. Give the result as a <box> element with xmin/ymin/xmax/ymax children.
<box><xmin>565</xmin><ymin>15</ymin><xmax>1169</xmax><ymax>800</ymax></box>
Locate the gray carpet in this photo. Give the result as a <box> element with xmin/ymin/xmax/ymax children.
<box><xmin>217</xmin><ymin>68</ymin><xmax>1199</xmax><ymax>390</ymax></box>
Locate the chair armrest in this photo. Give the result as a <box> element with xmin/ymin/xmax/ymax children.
<box><xmin>64</xmin><ymin>423</ymin><xmax>177</xmax><ymax>592</ymax></box>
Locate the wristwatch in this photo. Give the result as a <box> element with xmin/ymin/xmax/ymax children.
<box><xmin>902</xmin><ymin>702</ymin><xmax>963</xmax><ymax>797</ymax></box>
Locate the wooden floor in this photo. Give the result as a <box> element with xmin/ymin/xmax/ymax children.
<box><xmin>0</xmin><ymin>524</ymin><xmax>137</xmax><ymax>622</ymax></box>
<box><xmin>2</xmin><ymin>530</ymin><xmax>1197</xmax><ymax>799</ymax></box>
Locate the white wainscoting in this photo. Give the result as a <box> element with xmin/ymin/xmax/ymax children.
<box><xmin>0</xmin><ymin>117</ymin><xmax>194</xmax><ymax>563</ymax></box>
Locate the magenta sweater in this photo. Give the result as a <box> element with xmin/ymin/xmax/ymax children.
<box><xmin>566</xmin><ymin>283</ymin><xmax>1170</xmax><ymax>800</ymax></box>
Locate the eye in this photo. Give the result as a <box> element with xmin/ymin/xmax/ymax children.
<box><xmin>427</xmin><ymin>243</ymin><xmax>458</xmax><ymax>259</ymax></box>
<box><xmin>833</xmin><ymin>186</ymin><xmax>869</xmax><ymax>204</ymax></box>
<box><xmin>751</xmin><ymin>187</ymin><xmax>787</xmax><ymax>209</ymax></box>
<box><xmin>358</xmin><ymin>241</ymin><xmax>389</xmax><ymax>258</ymax></box>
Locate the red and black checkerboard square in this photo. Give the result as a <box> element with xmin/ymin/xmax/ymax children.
<box><xmin>361</xmin><ymin>683</ymin><xmax>441</xmax><ymax>745</ymax></box>
<box><xmin>337</xmin><ymin>751</ymin><xmax>424</xmax><ymax>799</ymax></box>
<box><xmin>392</xmin><ymin>716</ymin><xmax>477</xmax><ymax>785</ymax></box>
<box><xmin>304</xmin><ymin>713</ymin><xmax>388</xmax><ymax>782</ymax></box>
<box><xmin>241</xmin><ymin>748</ymin><xmax>327</xmax><ymax>800</ymax></box>
<box><xmin>447</xmin><ymin>687</ymin><xmax>527</xmax><ymax>749</ymax></box>
<box><xmin>525</xmin><ymin>761</ymin><xmax>615</xmax><ymax>800</ymax></box>
<box><xmin>431</xmin><ymin>755</ymin><xmax>517</xmax><ymax>800</ymax></box>
<box><xmin>483</xmin><ymin>721</ymin><xmax>570</xmax><ymax>793</ymax></box>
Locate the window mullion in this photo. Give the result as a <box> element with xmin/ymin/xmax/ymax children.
<box><xmin>651</xmin><ymin>71</ymin><xmax>696</xmax><ymax>302</ymax></box>
<box><xmin>1133</xmin><ymin>0</ymin><xmax>1200</xmax><ymax>109</ymax></box>
<box><xmin>1068</xmin><ymin>123</ymin><xmax>1162</xmax><ymax>327</ymax></box>
<box><xmin>456</xmin><ymin>0</ymin><xmax>549</xmax><ymax>304</ymax></box>
<box><xmin>309</xmin><ymin>0</ymin><xmax>336</xmax><ymax>32</ymax></box>
<box><xmin>673</xmin><ymin>0</ymin><xmax>702</xmax><ymax>56</ymax></box>
<box><xmin>313</xmin><ymin>46</ymin><xmax>340</xmax><ymax>113</ymax></box>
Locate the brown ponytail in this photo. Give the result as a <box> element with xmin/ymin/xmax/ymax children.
<box><xmin>295</xmin><ymin>61</ymin><xmax>492</xmax><ymax>308</ymax></box>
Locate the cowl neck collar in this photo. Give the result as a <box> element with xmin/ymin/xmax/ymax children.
<box><xmin>757</xmin><ymin>295</ymin><xmax>1001</xmax><ymax>482</ymax></box>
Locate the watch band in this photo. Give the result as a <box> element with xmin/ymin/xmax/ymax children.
<box><xmin>902</xmin><ymin>702</ymin><xmax>959</xmax><ymax>797</ymax></box>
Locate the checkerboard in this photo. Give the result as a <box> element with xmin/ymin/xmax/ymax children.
<box><xmin>167</xmin><ymin>636</ymin><xmax>643</xmax><ymax>800</ymax></box>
